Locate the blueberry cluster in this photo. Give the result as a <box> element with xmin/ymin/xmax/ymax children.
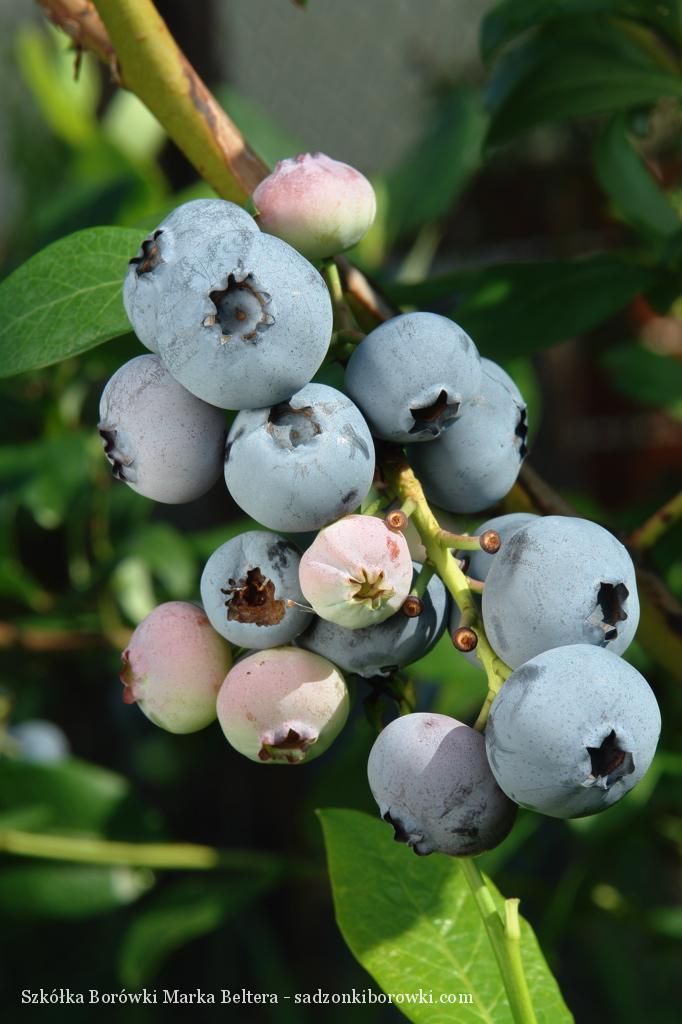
<box><xmin>101</xmin><ymin>165</ymin><xmax>660</xmax><ymax>850</ymax></box>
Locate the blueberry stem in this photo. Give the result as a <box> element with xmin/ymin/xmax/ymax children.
<box><xmin>460</xmin><ymin>859</ymin><xmax>538</xmax><ymax>1024</ymax></box>
<box><xmin>322</xmin><ymin>260</ymin><xmax>361</xmax><ymax>340</ymax></box>
<box><xmin>0</xmin><ymin>828</ymin><xmax>320</xmax><ymax>881</ymax></box>
<box><xmin>437</xmin><ymin>529</ymin><xmax>485</xmax><ymax>551</ymax></box>
<box><xmin>410</xmin><ymin>562</ymin><xmax>434</xmax><ymax>600</ymax></box>
<box><xmin>466</xmin><ymin>576</ymin><xmax>485</xmax><ymax>594</ymax></box>
<box><xmin>384</xmin><ymin>455</ymin><xmax>511</xmax><ymax>722</ymax></box>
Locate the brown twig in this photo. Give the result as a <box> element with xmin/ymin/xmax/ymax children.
<box><xmin>628</xmin><ymin>490</ymin><xmax>682</xmax><ymax>552</ymax></box>
<box><xmin>36</xmin><ymin>0</ymin><xmax>115</xmax><ymax>69</ymax></box>
<box><xmin>0</xmin><ymin>622</ymin><xmax>129</xmax><ymax>652</ymax></box>
<box><xmin>38</xmin><ymin>0</ymin><xmax>269</xmax><ymax>201</ymax></box>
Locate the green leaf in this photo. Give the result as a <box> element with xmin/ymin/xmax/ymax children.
<box><xmin>0</xmin><ymin>759</ymin><xmax>136</xmax><ymax>834</ymax></box>
<box><xmin>594</xmin><ymin>114</ymin><xmax>681</xmax><ymax>239</ymax></box>
<box><xmin>118</xmin><ymin>876</ymin><xmax>271</xmax><ymax>987</ymax></box>
<box><xmin>481</xmin><ymin>1</ymin><xmax>682</xmax><ymax>62</ymax></box>
<box><xmin>488</xmin><ymin>54</ymin><xmax>682</xmax><ymax>144</ymax></box>
<box><xmin>0</xmin><ymin>432</ymin><xmax>94</xmax><ymax>528</ymax></box>
<box><xmin>0</xmin><ymin>227</ymin><xmax>142</xmax><ymax>378</ymax></box>
<box><xmin>601</xmin><ymin>343</ymin><xmax>682</xmax><ymax>416</ymax></box>
<box><xmin>16</xmin><ymin>25</ymin><xmax>100</xmax><ymax>147</ymax></box>
<box><xmin>123</xmin><ymin>523</ymin><xmax>198</xmax><ymax>600</ymax></box>
<box><xmin>384</xmin><ymin>88</ymin><xmax>488</xmax><ymax>241</ymax></box>
<box><xmin>385</xmin><ymin>254</ymin><xmax>654</xmax><ymax>357</ymax></box>
<box><xmin>319</xmin><ymin>808</ymin><xmax>572</xmax><ymax>1023</ymax></box>
<box><xmin>0</xmin><ymin>862</ymin><xmax>151</xmax><ymax>919</ymax></box>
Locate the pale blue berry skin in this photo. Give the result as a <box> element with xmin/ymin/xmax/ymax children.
<box><xmin>482</xmin><ymin>515</ymin><xmax>640</xmax><ymax>669</ymax></box>
<box><xmin>200</xmin><ymin>531</ymin><xmax>308</xmax><ymax>649</ymax></box>
<box><xmin>123</xmin><ymin>199</ymin><xmax>259</xmax><ymax>353</ymax></box>
<box><xmin>9</xmin><ymin>720</ymin><xmax>70</xmax><ymax>764</ymax></box>
<box><xmin>406</xmin><ymin>359</ymin><xmax>528</xmax><ymax>513</ymax></box>
<box><xmin>98</xmin><ymin>354</ymin><xmax>226</xmax><ymax>504</ymax></box>
<box><xmin>461</xmin><ymin>512</ymin><xmax>539</xmax><ymax>582</ymax></box>
<box><xmin>297</xmin><ymin>562</ymin><xmax>449</xmax><ymax>677</ymax></box>
<box><xmin>224</xmin><ymin>383</ymin><xmax>375</xmax><ymax>532</ymax></box>
<box><xmin>344</xmin><ymin>313</ymin><xmax>482</xmax><ymax>443</ymax></box>
<box><xmin>485</xmin><ymin>645</ymin><xmax>661</xmax><ymax>818</ymax></box>
<box><xmin>368</xmin><ymin>713</ymin><xmax>517</xmax><ymax>856</ymax></box>
<box><xmin>155</xmin><ymin>231</ymin><xmax>333</xmax><ymax>409</ymax></box>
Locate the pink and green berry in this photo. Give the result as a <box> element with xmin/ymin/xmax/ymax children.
<box><xmin>216</xmin><ymin>647</ymin><xmax>349</xmax><ymax>764</ymax></box>
<box><xmin>120</xmin><ymin>602</ymin><xmax>232</xmax><ymax>734</ymax></box>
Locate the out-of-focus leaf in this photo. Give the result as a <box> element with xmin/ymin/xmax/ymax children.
<box><xmin>481</xmin><ymin>0</ymin><xmax>682</xmax><ymax>62</ymax></box>
<box><xmin>15</xmin><ymin>25</ymin><xmax>100</xmax><ymax>147</ymax></box>
<box><xmin>0</xmin><ymin>433</ymin><xmax>94</xmax><ymax>528</ymax></box>
<box><xmin>386</xmin><ymin>255</ymin><xmax>654</xmax><ymax>357</ymax></box>
<box><xmin>319</xmin><ymin>808</ymin><xmax>573</xmax><ymax>1023</ymax></box>
<box><xmin>123</xmin><ymin>523</ymin><xmax>198</xmax><ymax>600</ymax></box>
<box><xmin>112</xmin><ymin>557</ymin><xmax>157</xmax><ymax>624</ymax></box>
<box><xmin>118</xmin><ymin>876</ymin><xmax>271</xmax><ymax>987</ymax></box>
<box><xmin>187</xmin><ymin>519</ymin><xmax>262</xmax><ymax>561</ymax></box>
<box><xmin>0</xmin><ymin>862</ymin><xmax>151</xmax><ymax>919</ymax></box>
<box><xmin>218</xmin><ymin>87</ymin><xmax>303</xmax><ymax>169</ymax></box>
<box><xmin>647</xmin><ymin>906</ymin><xmax>682</xmax><ymax>938</ymax></box>
<box><xmin>0</xmin><ymin>228</ymin><xmax>141</xmax><ymax>377</ymax></box>
<box><xmin>0</xmin><ymin>759</ymin><xmax>132</xmax><ymax>834</ymax></box>
<box><xmin>101</xmin><ymin>91</ymin><xmax>166</xmax><ymax>164</ymax></box>
<box><xmin>384</xmin><ymin>88</ymin><xmax>487</xmax><ymax>241</ymax></box>
<box><xmin>411</xmin><ymin>633</ymin><xmax>485</xmax><ymax>722</ymax></box>
<box><xmin>601</xmin><ymin>343</ymin><xmax>682</xmax><ymax>416</ymax></box>
<box><xmin>595</xmin><ymin>114</ymin><xmax>681</xmax><ymax>239</ymax></box>
<box><xmin>490</xmin><ymin>56</ymin><xmax>682</xmax><ymax>143</ymax></box>
<box><xmin>484</xmin><ymin>16</ymin><xmax>682</xmax><ymax>144</ymax></box>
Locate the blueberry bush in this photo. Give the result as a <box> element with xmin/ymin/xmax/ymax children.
<box><xmin>0</xmin><ymin>2</ymin><xmax>681</xmax><ymax>1021</ymax></box>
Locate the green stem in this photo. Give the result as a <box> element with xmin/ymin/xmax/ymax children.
<box><xmin>436</xmin><ymin>530</ymin><xmax>484</xmax><ymax>551</ymax></box>
<box><xmin>384</xmin><ymin>455</ymin><xmax>510</xmax><ymax>716</ymax></box>
<box><xmin>0</xmin><ymin>828</ymin><xmax>318</xmax><ymax>880</ymax></box>
<box><xmin>322</xmin><ymin>260</ymin><xmax>361</xmax><ymax>339</ymax></box>
<box><xmin>410</xmin><ymin>562</ymin><xmax>434</xmax><ymax>600</ymax></box>
<box><xmin>460</xmin><ymin>859</ymin><xmax>537</xmax><ymax>1024</ymax></box>
<box><xmin>91</xmin><ymin>0</ymin><xmax>268</xmax><ymax>201</ymax></box>
<box><xmin>323</xmin><ymin>260</ymin><xmax>345</xmax><ymax>306</ymax></box>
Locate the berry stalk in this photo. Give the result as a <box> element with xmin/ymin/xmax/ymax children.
<box><xmin>383</xmin><ymin>454</ymin><xmax>511</xmax><ymax>724</ymax></box>
<box><xmin>459</xmin><ymin>858</ymin><xmax>538</xmax><ymax>1024</ymax></box>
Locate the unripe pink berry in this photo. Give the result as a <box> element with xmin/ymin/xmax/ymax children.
<box><xmin>120</xmin><ymin>602</ymin><xmax>232</xmax><ymax>734</ymax></box>
<box><xmin>217</xmin><ymin>647</ymin><xmax>349</xmax><ymax>764</ymax></box>
<box><xmin>252</xmin><ymin>153</ymin><xmax>376</xmax><ymax>261</ymax></box>
<box><xmin>299</xmin><ymin>514</ymin><xmax>413</xmax><ymax>628</ymax></box>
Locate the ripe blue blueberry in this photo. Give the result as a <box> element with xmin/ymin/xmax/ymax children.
<box><xmin>297</xmin><ymin>562</ymin><xmax>449</xmax><ymax>677</ymax></box>
<box><xmin>482</xmin><ymin>515</ymin><xmax>640</xmax><ymax>668</ymax></box>
<box><xmin>155</xmin><ymin>231</ymin><xmax>333</xmax><ymax>409</ymax></box>
<box><xmin>344</xmin><ymin>312</ymin><xmax>482</xmax><ymax>443</ymax></box>
<box><xmin>368</xmin><ymin>712</ymin><xmax>517</xmax><ymax>856</ymax></box>
<box><xmin>224</xmin><ymin>383</ymin><xmax>375</xmax><ymax>532</ymax></box>
<box><xmin>98</xmin><ymin>354</ymin><xmax>226</xmax><ymax>503</ymax></box>
<box><xmin>485</xmin><ymin>645</ymin><xmax>661</xmax><ymax>818</ymax></box>
<box><xmin>200</xmin><ymin>531</ymin><xmax>309</xmax><ymax>649</ymax></box>
<box><xmin>123</xmin><ymin>199</ymin><xmax>258</xmax><ymax>353</ymax></box>
<box><xmin>406</xmin><ymin>359</ymin><xmax>528</xmax><ymax>513</ymax></box>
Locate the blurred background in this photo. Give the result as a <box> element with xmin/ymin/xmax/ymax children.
<box><xmin>0</xmin><ymin>1</ymin><xmax>680</xmax><ymax>1021</ymax></box>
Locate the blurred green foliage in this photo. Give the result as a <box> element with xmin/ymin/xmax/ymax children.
<box><xmin>0</xmin><ymin>4</ymin><xmax>680</xmax><ymax>1022</ymax></box>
